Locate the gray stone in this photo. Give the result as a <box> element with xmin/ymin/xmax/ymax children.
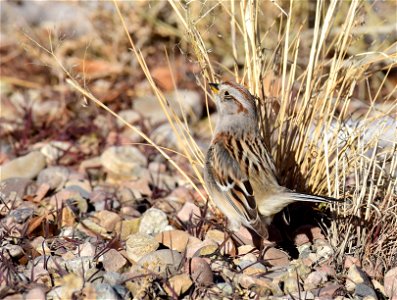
<box><xmin>103</xmin><ymin>272</ymin><xmax>122</xmax><ymax>286</ymax></box>
<box><xmin>304</xmin><ymin>270</ymin><xmax>328</xmax><ymax>290</ymax></box>
<box><xmin>9</xmin><ymin>205</ymin><xmax>35</xmax><ymax>223</ymax></box>
<box><xmin>37</xmin><ymin>166</ymin><xmax>70</xmax><ymax>191</ymax></box>
<box><xmin>0</xmin><ymin>177</ymin><xmax>36</xmax><ymax>200</ymax></box>
<box><xmin>346</xmin><ymin>265</ymin><xmax>371</xmax><ymax>292</ymax></box>
<box><xmin>65</xmin><ymin>183</ymin><xmax>91</xmax><ymax>199</ymax></box>
<box><xmin>355</xmin><ymin>283</ymin><xmax>378</xmax><ymax>300</ymax></box>
<box><xmin>62</xmin><ymin>256</ymin><xmax>98</xmax><ymax>279</ymax></box>
<box><xmin>0</xmin><ymin>151</ymin><xmax>46</xmax><ymax>180</ymax></box>
<box><xmin>93</xmin><ymin>283</ymin><xmax>120</xmax><ymax>300</ymax></box>
<box><xmin>133</xmin><ymin>89</ymin><xmax>202</xmax><ymax>124</ymax></box>
<box><xmin>215</xmin><ymin>282</ymin><xmax>233</xmax><ymax>296</ymax></box>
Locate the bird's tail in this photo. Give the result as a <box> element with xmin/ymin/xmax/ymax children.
<box><xmin>289</xmin><ymin>192</ymin><xmax>344</xmax><ymax>204</ymax></box>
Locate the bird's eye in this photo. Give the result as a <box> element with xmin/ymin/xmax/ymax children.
<box><xmin>223</xmin><ymin>91</ymin><xmax>233</xmax><ymax>100</ymax></box>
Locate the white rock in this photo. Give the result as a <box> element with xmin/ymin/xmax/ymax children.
<box><xmin>116</xmin><ymin>110</ymin><xmax>141</xmax><ymax>128</ymax></box>
<box><xmin>100</xmin><ymin>146</ymin><xmax>147</xmax><ymax>180</ymax></box>
<box><xmin>41</xmin><ymin>141</ymin><xmax>73</xmax><ymax>163</ymax></box>
<box><xmin>139</xmin><ymin>208</ymin><xmax>169</xmax><ymax>236</ymax></box>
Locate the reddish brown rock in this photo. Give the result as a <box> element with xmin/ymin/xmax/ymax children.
<box><xmin>186</xmin><ymin>257</ymin><xmax>213</xmax><ymax>286</ymax></box>
<box><xmin>177</xmin><ymin>202</ymin><xmax>201</xmax><ymax>223</ymax></box>
<box><xmin>263</xmin><ymin>247</ymin><xmax>289</xmax><ymax>267</ymax></box>
<box><xmin>155</xmin><ymin>230</ymin><xmax>190</xmax><ymax>252</ymax></box>
<box><xmin>294</xmin><ymin>225</ymin><xmax>325</xmax><ymax>246</ymax></box>
<box><xmin>167</xmin><ymin>186</ymin><xmax>193</xmax><ymax>204</ymax></box>
<box><xmin>233</xmin><ymin>226</ymin><xmax>255</xmax><ymax>246</ymax></box>
<box><xmin>313</xmin><ymin>283</ymin><xmax>345</xmax><ymax>298</ymax></box>
<box><xmin>103</xmin><ymin>249</ymin><xmax>127</xmax><ymax>272</ymax></box>
<box><xmin>32</xmin><ymin>183</ymin><xmax>50</xmax><ymax>203</ymax></box>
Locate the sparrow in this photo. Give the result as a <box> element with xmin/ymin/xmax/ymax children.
<box><xmin>204</xmin><ymin>81</ymin><xmax>340</xmax><ymax>239</ymax></box>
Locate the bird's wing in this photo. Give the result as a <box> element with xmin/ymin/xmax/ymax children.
<box><xmin>208</xmin><ymin>141</ymin><xmax>267</xmax><ymax>237</ymax></box>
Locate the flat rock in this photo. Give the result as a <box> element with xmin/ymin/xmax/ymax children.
<box><xmin>62</xmin><ymin>256</ymin><xmax>98</xmax><ymax>279</ymax></box>
<box><xmin>166</xmin><ymin>186</ymin><xmax>193</xmax><ymax>204</ymax></box>
<box><xmin>150</xmin><ymin>123</ymin><xmax>183</xmax><ymax>151</ymax></box>
<box><xmin>65</xmin><ymin>179</ymin><xmax>92</xmax><ymax>199</ymax></box>
<box><xmin>177</xmin><ymin>202</ymin><xmax>201</xmax><ymax>223</ymax></box>
<box><xmin>283</xmin><ymin>274</ymin><xmax>302</xmax><ymax>294</ymax></box>
<box><xmin>119</xmin><ymin>219</ymin><xmax>140</xmax><ymax>240</ymax></box>
<box><xmin>304</xmin><ymin>270</ymin><xmax>328</xmax><ymax>290</ymax></box>
<box><xmin>155</xmin><ymin>230</ymin><xmax>191</xmax><ymax>252</ymax></box>
<box><xmin>9</xmin><ymin>204</ymin><xmax>36</xmax><ymax>223</ymax></box>
<box><xmin>312</xmin><ymin>283</ymin><xmax>345</xmax><ymax>298</ymax></box>
<box><xmin>355</xmin><ymin>283</ymin><xmax>378</xmax><ymax>300</ymax></box>
<box><xmin>126</xmin><ymin>232</ymin><xmax>159</xmax><ymax>262</ymax></box>
<box><xmin>75</xmin><ymin>242</ymin><xmax>96</xmax><ymax>257</ymax></box>
<box><xmin>103</xmin><ymin>249</ymin><xmax>127</xmax><ymax>272</ymax></box>
<box><xmin>40</xmin><ymin>141</ymin><xmax>73</xmax><ymax>163</ymax></box>
<box><xmin>0</xmin><ymin>177</ymin><xmax>36</xmax><ymax>200</ymax></box>
<box><xmin>0</xmin><ymin>151</ymin><xmax>46</xmax><ymax>180</ymax></box>
<box><xmin>94</xmin><ymin>210</ymin><xmax>121</xmax><ymax>232</ymax></box>
<box><xmin>133</xmin><ymin>249</ymin><xmax>183</xmax><ymax>277</ymax></box>
<box><xmin>239</xmin><ymin>260</ymin><xmax>267</xmax><ymax>276</ymax></box>
<box><xmin>264</xmin><ymin>247</ymin><xmax>289</xmax><ymax>267</ymax></box>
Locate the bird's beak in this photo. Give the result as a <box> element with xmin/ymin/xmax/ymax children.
<box><xmin>209</xmin><ymin>83</ymin><xmax>219</xmax><ymax>94</ymax></box>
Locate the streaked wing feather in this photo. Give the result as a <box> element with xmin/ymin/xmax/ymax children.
<box><xmin>211</xmin><ymin>142</ymin><xmax>266</xmax><ymax>237</ymax></box>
